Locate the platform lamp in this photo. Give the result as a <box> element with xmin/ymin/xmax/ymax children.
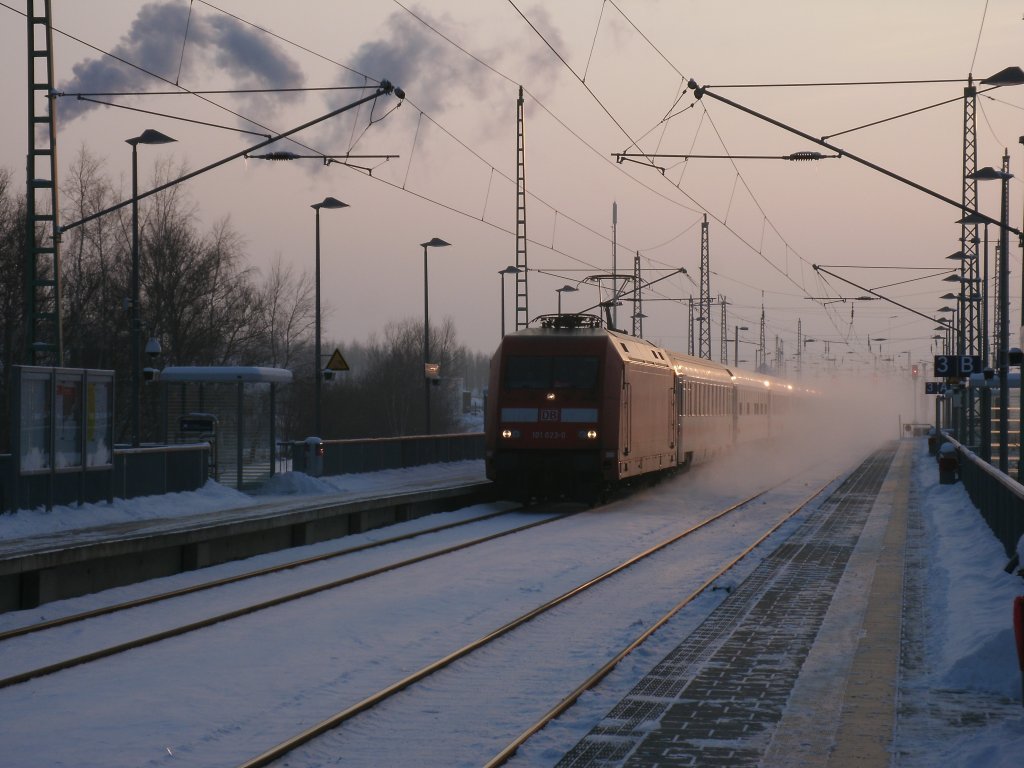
<box><xmin>126</xmin><ymin>129</ymin><xmax>176</xmax><ymax>447</ymax></box>
<box><xmin>311</xmin><ymin>196</ymin><xmax>348</xmax><ymax>437</ymax></box>
<box><xmin>421</xmin><ymin>237</ymin><xmax>450</xmax><ymax>435</ymax></box>
<box><xmin>499</xmin><ymin>266</ymin><xmax>519</xmax><ymax>338</ymax></box>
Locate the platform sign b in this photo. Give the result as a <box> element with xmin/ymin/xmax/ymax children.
<box><xmin>933</xmin><ymin>355</ymin><xmax>981</xmax><ymax>377</ymax></box>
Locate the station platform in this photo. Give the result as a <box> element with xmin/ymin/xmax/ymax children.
<box><xmin>556</xmin><ymin>440</ymin><xmax>943</xmax><ymax>767</ymax></box>
<box><xmin>0</xmin><ymin>462</ymin><xmax>492</xmax><ymax>611</ymax></box>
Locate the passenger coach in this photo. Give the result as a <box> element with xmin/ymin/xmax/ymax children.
<box><xmin>485</xmin><ymin>315</ymin><xmax>800</xmax><ymax>500</ymax></box>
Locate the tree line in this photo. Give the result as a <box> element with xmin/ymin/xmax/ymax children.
<box><xmin>0</xmin><ymin>150</ymin><xmax>491</xmax><ymax>451</ymax></box>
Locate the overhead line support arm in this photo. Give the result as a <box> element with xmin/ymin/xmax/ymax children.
<box><xmin>687</xmin><ymin>80</ymin><xmax>1021</xmax><ymax>238</ymax></box>
<box><xmin>812</xmin><ymin>265</ymin><xmax>943</xmax><ymax>326</ymax></box>
<box><xmin>61</xmin><ymin>82</ymin><xmax>403</xmax><ymax>233</ymax></box>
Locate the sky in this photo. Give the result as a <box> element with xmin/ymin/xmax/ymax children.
<box><xmin>1</xmin><ymin>0</ymin><xmax>1023</xmax><ymax>367</ymax></box>
<box><xmin>0</xmin><ymin>441</ymin><xmax>1021</xmax><ymax>765</ymax></box>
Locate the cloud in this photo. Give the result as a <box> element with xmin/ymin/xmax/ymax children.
<box><xmin>57</xmin><ymin>1</ymin><xmax>304</xmax><ymax>124</ymax></box>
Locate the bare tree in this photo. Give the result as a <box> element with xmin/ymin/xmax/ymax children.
<box><xmin>256</xmin><ymin>253</ymin><xmax>313</xmax><ymax>369</ymax></box>
<box><xmin>61</xmin><ymin>145</ymin><xmax>126</xmax><ymax>370</ymax></box>
<box><xmin>141</xmin><ymin>161</ymin><xmax>260</xmax><ymax>367</ymax></box>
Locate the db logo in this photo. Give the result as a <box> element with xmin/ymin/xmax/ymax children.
<box><xmin>540</xmin><ymin>409</ymin><xmax>559</xmax><ymax>421</ymax></box>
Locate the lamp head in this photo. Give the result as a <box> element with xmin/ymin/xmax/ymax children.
<box><xmin>980</xmin><ymin>66</ymin><xmax>1024</xmax><ymax>86</ymax></box>
<box><xmin>969</xmin><ymin>166</ymin><xmax>1013</xmax><ymax>181</ymax></box>
<box><xmin>421</xmin><ymin>237</ymin><xmax>450</xmax><ymax>248</ymax></box>
<box><xmin>127</xmin><ymin>129</ymin><xmax>176</xmax><ymax>147</ymax></box>
<box><xmin>957</xmin><ymin>211</ymin><xmax>992</xmax><ymax>225</ymax></box>
<box><xmin>312</xmin><ymin>196</ymin><xmax>348</xmax><ymax>210</ymax></box>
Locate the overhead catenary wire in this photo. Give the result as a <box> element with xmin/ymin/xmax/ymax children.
<box><xmin>10</xmin><ymin>0</ymin><xmax>997</xmax><ymax>358</ymax></box>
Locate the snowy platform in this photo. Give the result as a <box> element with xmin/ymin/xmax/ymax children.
<box><xmin>554</xmin><ymin>441</ymin><xmax>1024</xmax><ymax>766</ymax></box>
<box><xmin>0</xmin><ymin>462</ymin><xmax>492</xmax><ymax>611</ymax></box>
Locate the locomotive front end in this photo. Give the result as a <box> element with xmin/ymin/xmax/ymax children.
<box><xmin>486</xmin><ymin>325</ymin><xmax>615</xmax><ymax>501</ymax></box>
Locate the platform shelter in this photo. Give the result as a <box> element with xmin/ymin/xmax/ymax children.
<box><xmin>159</xmin><ymin>366</ymin><xmax>292</xmax><ymax>490</ymax></box>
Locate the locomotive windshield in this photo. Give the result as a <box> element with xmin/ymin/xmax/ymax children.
<box><xmin>504</xmin><ymin>355</ymin><xmax>599</xmax><ymax>390</ymax></box>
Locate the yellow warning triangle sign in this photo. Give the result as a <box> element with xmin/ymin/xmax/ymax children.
<box><xmin>326</xmin><ymin>348</ymin><xmax>350</xmax><ymax>372</ymax></box>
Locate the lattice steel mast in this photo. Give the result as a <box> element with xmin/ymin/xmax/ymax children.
<box><xmin>631</xmin><ymin>252</ymin><xmax>643</xmax><ymax>337</ymax></box>
<box><xmin>25</xmin><ymin>0</ymin><xmax>63</xmax><ymax>364</ymax></box>
<box><xmin>688</xmin><ymin>297</ymin><xmax>694</xmax><ymax>356</ymax></box>
<box><xmin>961</xmin><ymin>76</ymin><xmax>980</xmax><ymax>361</ymax></box>
<box><xmin>719</xmin><ymin>295</ymin><xmax>727</xmax><ymax>364</ymax></box>
<box><xmin>699</xmin><ymin>215</ymin><xmax>711</xmax><ymax>359</ymax></box>
<box><xmin>515</xmin><ymin>86</ymin><xmax>528</xmax><ymax>330</ymax></box>
<box><xmin>758</xmin><ymin>303</ymin><xmax>766</xmax><ymax>371</ymax></box>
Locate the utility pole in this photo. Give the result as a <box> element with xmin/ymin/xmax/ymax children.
<box><xmin>688</xmin><ymin>296</ymin><xmax>695</xmax><ymax>356</ymax></box>
<box><xmin>515</xmin><ymin>86</ymin><xmax>529</xmax><ymax>330</ymax></box>
<box><xmin>24</xmin><ymin>0</ymin><xmax>63</xmax><ymax>365</ymax></box>
<box><xmin>758</xmin><ymin>303</ymin><xmax>767</xmax><ymax>372</ymax></box>
<box><xmin>699</xmin><ymin>215</ymin><xmax>711</xmax><ymax>359</ymax></box>
<box><xmin>631</xmin><ymin>252</ymin><xmax>643</xmax><ymax>337</ymax></box>
<box><xmin>612</xmin><ymin>202</ymin><xmax>619</xmax><ymax>330</ymax></box>
<box><xmin>719</xmin><ymin>295</ymin><xmax>727</xmax><ymax>364</ymax></box>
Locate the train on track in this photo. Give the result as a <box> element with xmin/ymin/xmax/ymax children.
<box><xmin>485</xmin><ymin>314</ymin><xmax>809</xmax><ymax>501</ymax></box>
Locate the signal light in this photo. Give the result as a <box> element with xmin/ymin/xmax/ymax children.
<box><xmin>911</xmin><ymin>364</ymin><xmax>919</xmax><ymax>377</ymax></box>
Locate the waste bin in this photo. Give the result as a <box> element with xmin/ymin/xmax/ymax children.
<box><xmin>304</xmin><ymin>436</ymin><xmax>325</xmax><ymax>478</ymax></box>
<box><xmin>937</xmin><ymin>443</ymin><xmax>959</xmax><ymax>484</ymax></box>
<box><xmin>927</xmin><ymin>427</ymin><xmax>938</xmax><ymax>456</ymax></box>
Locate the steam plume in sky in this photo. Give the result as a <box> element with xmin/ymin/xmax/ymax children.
<box><xmin>57</xmin><ymin>1</ymin><xmax>303</xmax><ymax>124</ymax></box>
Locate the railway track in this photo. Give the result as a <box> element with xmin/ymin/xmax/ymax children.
<box><xmin>0</xmin><ymin>451</ymin><xmax>860</xmax><ymax>768</ymax></box>
<box><xmin>0</xmin><ymin>505</ymin><xmax>573</xmax><ymax>689</ymax></box>
<box><xmin>0</xmin><ymin>505</ymin><xmax>524</xmax><ymax>642</ymax></box>
<box><xmin>234</xmin><ymin>476</ymin><xmax>837</xmax><ymax>768</ymax></box>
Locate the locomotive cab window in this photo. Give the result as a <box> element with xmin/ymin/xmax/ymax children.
<box><xmin>504</xmin><ymin>355</ymin><xmax>599</xmax><ymax>390</ymax></box>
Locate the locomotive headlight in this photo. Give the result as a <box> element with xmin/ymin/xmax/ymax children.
<box><xmin>501</xmin><ymin>429</ymin><xmax>513</xmax><ymax>439</ymax></box>
<box><xmin>579</xmin><ymin>429</ymin><xmax>598</xmax><ymax>439</ymax></box>
<box><xmin>545</xmin><ymin>392</ymin><xmax>556</xmax><ymax>401</ymax></box>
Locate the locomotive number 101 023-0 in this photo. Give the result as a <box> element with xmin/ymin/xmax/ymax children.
<box><xmin>532</xmin><ymin>430</ymin><xmax>567</xmax><ymax>440</ymax></box>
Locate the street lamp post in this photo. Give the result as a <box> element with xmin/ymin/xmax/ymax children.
<box><xmin>311</xmin><ymin>196</ymin><xmax>348</xmax><ymax>437</ymax></box>
<box><xmin>421</xmin><ymin>237</ymin><xmax>450</xmax><ymax>435</ymax></box>
<box><xmin>734</xmin><ymin>325</ymin><xmax>749</xmax><ymax>368</ymax></box>
<box><xmin>556</xmin><ymin>284</ymin><xmax>578</xmax><ymax>315</ymax></box>
<box><xmin>126</xmin><ymin>129</ymin><xmax>176</xmax><ymax>447</ymax></box>
<box><xmin>499</xmin><ymin>266</ymin><xmax>519</xmax><ymax>338</ymax></box>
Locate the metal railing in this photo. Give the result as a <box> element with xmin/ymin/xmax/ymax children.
<box><xmin>941</xmin><ymin>433</ymin><xmax>1024</xmax><ymax>560</ymax></box>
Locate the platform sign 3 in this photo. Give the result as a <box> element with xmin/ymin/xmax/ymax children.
<box><xmin>933</xmin><ymin>355</ymin><xmax>982</xmax><ymax>378</ymax></box>
<box><xmin>925</xmin><ymin>382</ymin><xmax>940</xmax><ymax>395</ymax></box>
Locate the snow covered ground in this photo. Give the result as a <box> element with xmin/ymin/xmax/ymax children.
<box><xmin>890</xmin><ymin>443</ymin><xmax>1024</xmax><ymax>767</ymax></box>
<box><xmin>0</xmin><ymin>441</ymin><xmax>1022</xmax><ymax>766</ymax></box>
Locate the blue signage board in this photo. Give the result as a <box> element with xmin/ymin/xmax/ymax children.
<box><xmin>933</xmin><ymin>355</ymin><xmax>982</xmax><ymax>378</ymax></box>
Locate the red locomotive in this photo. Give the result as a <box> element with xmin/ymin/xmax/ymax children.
<box><xmin>485</xmin><ymin>314</ymin><xmax>800</xmax><ymax>501</ymax></box>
